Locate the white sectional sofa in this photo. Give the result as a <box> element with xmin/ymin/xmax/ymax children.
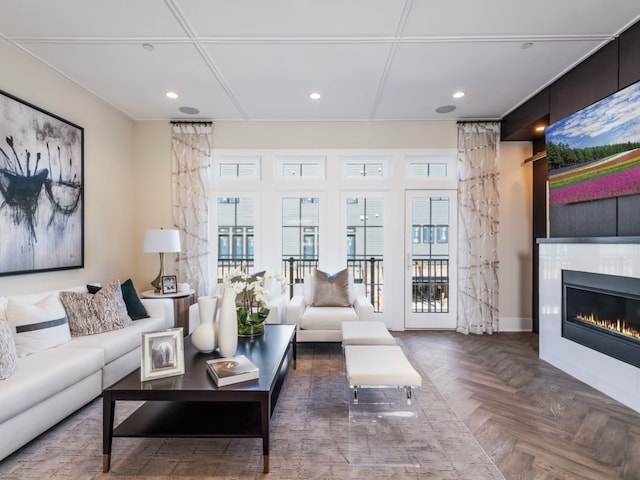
<box><xmin>0</xmin><ymin>284</ymin><xmax>173</xmax><ymax>462</ymax></box>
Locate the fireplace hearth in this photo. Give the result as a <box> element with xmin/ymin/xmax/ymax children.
<box><xmin>562</xmin><ymin>270</ymin><xmax>640</xmax><ymax>369</ymax></box>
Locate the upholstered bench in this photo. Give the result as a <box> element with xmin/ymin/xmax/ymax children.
<box><xmin>341</xmin><ymin>321</ymin><xmax>396</xmax><ymax>346</ymax></box>
<box><xmin>344</xmin><ymin>345</ymin><xmax>421</xmax><ymax>402</ymax></box>
<box><xmin>344</xmin><ymin>344</ymin><xmax>423</xmax><ymax>466</ymax></box>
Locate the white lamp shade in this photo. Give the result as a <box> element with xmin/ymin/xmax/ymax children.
<box><xmin>144</xmin><ymin>229</ymin><xmax>181</xmax><ymax>253</ymax></box>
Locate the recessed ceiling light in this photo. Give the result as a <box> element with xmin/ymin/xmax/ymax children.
<box><xmin>535</xmin><ymin>126</ymin><xmax>546</xmax><ymax>132</ymax></box>
<box><xmin>453</xmin><ymin>91</ymin><xmax>465</xmax><ymax>99</ymax></box>
<box><xmin>435</xmin><ymin>105</ymin><xmax>456</xmax><ymax>114</ymax></box>
<box><xmin>165</xmin><ymin>91</ymin><xmax>178</xmax><ymax>99</ymax></box>
<box><xmin>179</xmin><ymin>106</ymin><xmax>200</xmax><ymax>115</ymax></box>
<box><xmin>142</xmin><ymin>43</ymin><xmax>155</xmax><ymax>52</ymax></box>
<box><xmin>309</xmin><ymin>92</ymin><xmax>321</xmax><ymax>100</ymax></box>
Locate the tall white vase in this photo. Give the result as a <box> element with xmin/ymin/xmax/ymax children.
<box><xmin>191</xmin><ymin>296</ymin><xmax>217</xmax><ymax>354</ymax></box>
<box><xmin>217</xmin><ymin>287</ymin><xmax>238</xmax><ymax>358</ymax></box>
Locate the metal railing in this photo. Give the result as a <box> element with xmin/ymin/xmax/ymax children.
<box><xmin>216</xmin><ymin>258</ymin><xmax>255</xmax><ymax>281</ymax></box>
<box><xmin>411</xmin><ymin>257</ymin><xmax>449</xmax><ymax>313</ymax></box>
<box><xmin>282</xmin><ymin>256</ymin><xmax>384</xmax><ymax>312</ymax></box>
<box><xmin>217</xmin><ymin>256</ymin><xmax>447</xmax><ymax>315</ymax></box>
<box><xmin>282</xmin><ymin>257</ymin><xmax>319</xmax><ymax>298</ymax></box>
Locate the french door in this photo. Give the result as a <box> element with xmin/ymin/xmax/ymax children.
<box><xmin>404</xmin><ymin>190</ymin><xmax>457</xmax><ymax>329</ymax></box>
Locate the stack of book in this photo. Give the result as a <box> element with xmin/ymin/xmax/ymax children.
<box><xmin>206</xmin><ymin>355</ymin><xmax>259</xmax><ymax>386</ymax></box>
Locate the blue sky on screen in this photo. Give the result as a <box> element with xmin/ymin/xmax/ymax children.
<box><xmin>546</xmin><ymin>81</ymin><xmax>640</xmax><ymax>149</ymax></box>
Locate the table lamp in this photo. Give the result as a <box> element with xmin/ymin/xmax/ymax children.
<box><xmin>144</xmin><ymin>229</ymin><xmax>181</xmax><ymax>293</ymax></box>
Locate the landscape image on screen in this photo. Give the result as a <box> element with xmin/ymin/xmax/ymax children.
<box><xmin>546</xmin><ymin>80</ymin><xmax>640</xmax><ymax>206</ymax></box>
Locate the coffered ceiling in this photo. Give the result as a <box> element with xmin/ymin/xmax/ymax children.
<box><xmin>1</xmin><ymin>0</ymin><xmax>639</xmax><ymax>121</ymax></box>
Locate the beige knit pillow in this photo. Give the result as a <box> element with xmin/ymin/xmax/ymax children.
<box><xmin>60</xmin><ymin>280</ymin><xmax>132</xmax><ymax>336</ymax></box>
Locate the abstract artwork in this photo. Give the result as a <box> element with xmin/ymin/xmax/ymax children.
<box><xmin>0</xmin><ymin>89</ymin><xmax>83</xmax><ymax>276</ymax></box>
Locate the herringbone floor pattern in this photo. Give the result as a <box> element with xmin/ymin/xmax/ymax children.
<box><xmin>397</xmin><ymin>331</ymin><xmax>640</xmax><ymax>480</ymax></box>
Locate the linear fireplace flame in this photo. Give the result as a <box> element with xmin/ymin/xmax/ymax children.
<box><xmin>562</xmin><ymin>269</ymin><xmax>640</xmax><ymax>369</ymax></box>
<box><xmin>574</xmin><ymin>312</ymin><xmax>640</xmax><ymax>341</ymax></box>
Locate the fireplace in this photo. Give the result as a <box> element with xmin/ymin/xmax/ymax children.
<box><xmin>562</xmin><ymin>270</ymin><xmax>640</xmax><ymax>369</ymax></box>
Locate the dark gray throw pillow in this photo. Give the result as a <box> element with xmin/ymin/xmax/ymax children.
<box><xmin>87</xmin><ymin>278</ymin><xmax>149</xmax><ymax>320</ymax></box>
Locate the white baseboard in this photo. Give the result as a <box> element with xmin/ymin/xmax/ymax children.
<box><xmin>499</xmin><ymin>317</ymin><xmax>532</xmax><ymax>332</ymax></box>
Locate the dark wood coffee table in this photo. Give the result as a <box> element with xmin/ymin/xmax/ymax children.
<box><xmin>102</xmin><ymin>324</ymin><xmax>296</xmax><ymax>474</ymax></box>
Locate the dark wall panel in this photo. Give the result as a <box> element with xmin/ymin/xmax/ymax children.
<box><xmin>501</xmin><ymin>88</ymin><xmax>549</xmax><ymax>141</ymax></box>
<box><xmin>617</xmin><ymin>194</ymin><xmax>640</xmax><ymax>236</ymax></box>
<box><xmin>549</xmin><ymin>198</ymin><xmax>617</xmax><ymax>237</ymax></box>
<box><xmin>620</xmin><ymin>21</ymin><xmax>640</xmax><ymax>89</ymax></box>
<box><xmin>549</xmin><ymin>41</ymin><xmax>619</xmax><ymax>124</ymax></box>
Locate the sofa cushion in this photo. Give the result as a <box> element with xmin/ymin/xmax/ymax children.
<box><xmin>0</xmin><ymin>320</ymin><xmax>18</xmax><ymax>379</ymax></box>
<box><xmin>300</xmin><ymin>306</ymin><xmax>359</xmax><ymax>330</ymax></box>
<box><xmin>5</xmin><ymin>294</ymin><xmax>71</xmax><ymax>357</ymax></box>
<box><xmin>0</xmin><ymin>346</ymin><xmax>103</xmax><ymax>424</ymax></box>
<box><xmin>60</xmin><ymin>280</ymin><xmax>132</xmax><ymax>336</ymax></box>
<box><xmin>312</xmin><ymin>268</ymin><xmax>351</xmax><ymax>307</ymax></box>
<box><xmin>87</xmin><ymin>279</ymin><xmax>149</xmax><ymax>320</ymax></box>
<box><xmin>63</xmin><ymin>316</ymin><xmax>167</xmax><ymax>364</ymax></box>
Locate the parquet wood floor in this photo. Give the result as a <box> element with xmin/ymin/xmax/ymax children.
<box><xmin>396</xmin><ymin>331</ymin><xmax>640</xmax><ymax>480</ymax></box>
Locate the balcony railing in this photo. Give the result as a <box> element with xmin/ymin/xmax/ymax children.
<box><xmin>216</xmin><ymin>258</ymin><xmax>255</xmax><ymax>280</ymax></box>
<box><xmin>217</xmin><ymin>256</ymin><xmax>447</xmax><ymax>315</ymax></box>
<box><xmin>412</xmin><ymin>257</ymin><xmax>449</xmax><ymax>313</ymax></box>
<box><xmin>282</xmin><ymin>256</ymin><xmax>384</xmax><ymax>312</ymax></box>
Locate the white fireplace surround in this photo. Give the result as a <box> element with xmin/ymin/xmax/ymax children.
<box><xmin>539</xmin><ymin>238</ymin><xmax>640</xmax><ymax>413</ymax></box>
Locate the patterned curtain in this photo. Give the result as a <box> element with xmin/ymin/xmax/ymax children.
<box><xmin>457</xmin><ymin>121</ymin><xmax>500</xmax><ymax>335</ymax></box>
<box><xmin>171</xmin><ymin>122</ymin><xmax>212</xmax><ymax>297</ymax></box>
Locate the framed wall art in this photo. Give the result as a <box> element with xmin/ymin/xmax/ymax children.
<box><xmin>0</xmin><ymin>89</ymin><xmax>83</xmax><ymax>276</ymax></box>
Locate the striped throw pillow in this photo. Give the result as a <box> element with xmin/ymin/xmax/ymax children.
<box><xmin>5</xmin><ymin>294</ymin><xmax>71</xmax><ymax>357</ymax></box>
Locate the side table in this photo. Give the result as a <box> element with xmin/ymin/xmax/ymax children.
<box><xmin>141</xmin><ymin>290</ymin><xmax>196</xmax><ymax>335</ymax></box>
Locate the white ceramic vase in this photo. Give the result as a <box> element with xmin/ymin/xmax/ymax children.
<box><xmin>217</xmin><ymin>286</ymin><xmax>238</xmax><ymax>358</ymax></box>
<box><xmin>191</xmin><ymin>296</ymin><xmax>218</xmax><ymax>354</ymax></box>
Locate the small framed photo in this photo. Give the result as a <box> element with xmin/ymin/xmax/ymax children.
<box><xmin>141</xmin><ymin>328</ymin><xmax>185</xmax><ymax>381</ymax></box>
<box><xmin>161</xmin><ymin>275</ymin><xmax>177</xmax><ymax>294</ymax></box>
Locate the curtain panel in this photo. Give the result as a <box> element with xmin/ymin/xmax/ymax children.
<box><xmin>171</xmin><ymin>122</ymin><xmax>212</xmax><ymax>297</ymax></box>
<box><xmin>457</xmin><ymin>121</ymin><xmax>501</xmax><ymax>335</ymax></box>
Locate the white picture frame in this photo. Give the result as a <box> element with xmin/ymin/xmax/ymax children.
<box><xmin>141</xmin><ymin>328</ymin><xmax>184</xmax><ymax>381</ymax></box>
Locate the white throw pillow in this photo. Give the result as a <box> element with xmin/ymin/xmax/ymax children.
<box><xmin>0</xmin><ymin>319</ymin><xmax>18</xmax><ymax>379</ymax></box>
<box><xmin>5</xmin><ymin>294</ymin><xmax>71</xmax><ymax>357</ymax></box>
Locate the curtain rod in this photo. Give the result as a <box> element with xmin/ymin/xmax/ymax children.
<box><xmin>524</xmin><ymin>151</ymin><xmax>547</xmax><ymax>164</ymax></box>
<box><xmin>456</xmin><ymin>120</ymin><xmax>500</xmax><ymax>124</ymax></box>
<box><xmin>170</xmin><ymin>120</ymin><xmax>213</xmax><ymax>125</ymax></box>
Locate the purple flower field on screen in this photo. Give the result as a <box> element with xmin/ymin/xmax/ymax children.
<box><xmin>549</xmin><ymin>164</ymin><xmax>640</xmax><ymax>205</ymax></box>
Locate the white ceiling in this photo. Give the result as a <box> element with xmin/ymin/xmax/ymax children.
<box><xmin>1</xmin><ymin>0</ymin><xmax>639</xmax><ymax>122</ymax></box>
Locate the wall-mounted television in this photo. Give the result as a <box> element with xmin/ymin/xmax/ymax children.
<box><xmin>545</xmin><ymin>80</ymin><xmax>640</xmax><ymax>206</ymax></box>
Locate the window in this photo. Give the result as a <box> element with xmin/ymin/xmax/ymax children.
<box><xmin>217</xmin><ymin>197</ymin><xmax>254</xmax><ymax>277</ymax></box>
<box><xmin>422</xmin><ymin>225</ymin><xmax>434</xmax><ymax>244</ymax></box>
<box><xmin>214</xmin><ymin>156</ymin><xmax>260</xmax><ymax>179</ymax></box>
<box><xmin>406</xmin><ymin>154</ymin><xmax>455</xmax><ymax>179</ymax></box>
<box><xmin>276</xmin><ymin>156</ymin><xmax>325</xmax><ymax>179</ymax></box>
<box><xmin>341</xmin><ymin>156</ymin><xmax>390</xmax><ymax>179</ymax></box>
<box><xmin>346</xmin><ymin>196</ymin><xmax>384</xmax><ymax>312</ymax></box>
<box><xmin>282</xmin><ymin>197</ymin><xmax>320</xmax><ymax>284</ymax></box>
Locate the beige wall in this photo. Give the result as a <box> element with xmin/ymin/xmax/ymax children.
<box><xmin>498</xmin><ymin>142</ymin><xmax>533</xmax><ymax>330</ymax></box>
<box><xmin>0</xmin><ymin>40</ymin><xmax>136</xmax><ymax>295</ymax></box>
